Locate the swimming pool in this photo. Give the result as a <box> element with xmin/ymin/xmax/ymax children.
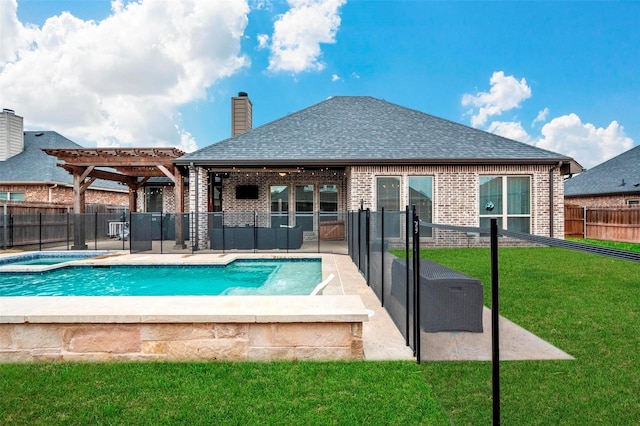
<box><xmin>0</xmin><ymin>259</ymin><xmax>322</xmax><ymax>296</ymax></box>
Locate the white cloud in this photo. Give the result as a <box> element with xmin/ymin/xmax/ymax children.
<box><xmin>0</xmin><ymin>0</ymin><xmax>39</xmax><ymax>65</ymax></box>
<box><xmin>267</xmin><ymin>0</ymin><xmax>346</xmax><ymax>73</ymax></box>
<box><xmin>536</xmin><ymin>114</ymin><xmax>634</xmax><ymax>169</ymax></box>
<box><xmin>486</xmin><ymin>121</ymin><xmax>531</xmax><ymax>143</ymax></box>
<box><xmin>532</xmin><ymin>107</ymin><xmax>549</xmax><ymax>126</ymax></box>
<box><xmin>257</xmin><ymin>34</ymin><xmax>269</xmax><ymax>49</ymax></box>
<box><xmin>0</xmin><ymin>0</ymin><xmax>250</xmax><ymax>151</ymax></box>
<box><xmin>461</xmin><ymin>71</ymin><xmax>532</xmax><ymax>127</ymax></box>
<box><xmin>331</xmin><ymin>73</ymin><xmax>340</xmax><ymax>82</ymax></box>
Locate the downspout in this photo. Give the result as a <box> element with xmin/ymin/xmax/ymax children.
<box><xmin>549</xmin><ymin>162</ymin><xmax>563</xmax><ymax>238</ymax></box>
<box><xmin>48</xmin><ymin>184</ymin><xmax>58</xmax><ymax>203</ymax></box>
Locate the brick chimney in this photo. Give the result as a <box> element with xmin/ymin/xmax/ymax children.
<box><xmin>231</xmin><ymin>92</ymin><xmax>252</xmax><ymax>136</ymax></box>
<box><xmin>0</xmin><ymin>109</ymin><xmax>24</xmax><ymax>161</ymax></box>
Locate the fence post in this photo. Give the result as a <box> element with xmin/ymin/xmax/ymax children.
<box><xmin>412</xmin><ymin>205</ymin><xmax>420</xmax><ymax>363</ymax></box>
<box><xmin>366</xmin><ymin>208</ymin><xmax>371</xmax><ymax>286</ymax></box>
<box><xmin>39</xmin><ymin>212</ymin><xmax>42</xmax><ymax>251</ymax></box>
<box><xmin>405</xmin><ymin>205</ymin><xmax>410</xmax><ymax>347</ymax></box>
<box><xmin>583</xmin><ymin>206</ymin><xmax>587</xmax><ymax>239</ymax></box>
<box><xmin>2</xmin><ymin>204</ymin><xmax>7</xmax><ymax>250</ymax></box>
<box><xmin>357</xmin><ymin>209</ymin><xmax>361</xmax><ymax>270</ymax></box>
<box><xmin>66</xmin><ymin>211</ymin><xmax>70</xmax><ymax>250</ymax></box>
<box><xmin>490</xmin><ymin>218</ymin><xmax>500</xmax><ymax>425</ymax></box>
<box><xmin>94</xmin><ymin>212</ymin><xmax>98</xmax><ymax>251</ymax></box>
<box><xmin>160</xmin><ymin>213</ymin><xmax>164</xmax><ymax>254</ymax></box>
<box><xmin>380</xmin><ymin>207</ymin><xmax>385</xmax><ymax>307</ymax></box>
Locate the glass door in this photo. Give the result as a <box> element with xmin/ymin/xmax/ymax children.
<box><xmin>295</xmin><ymin>185</ymin><xmax>314</xmax><ymax>231</ymax></box>
<box><xmin>270</xmin><ymin>185</ymin><xmax>289</xmax><ymax>227</ymax></box>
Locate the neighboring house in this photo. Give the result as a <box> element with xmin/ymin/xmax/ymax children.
<box><xmin>565</xmin><ymin>145</ymin><xmax>640</xmax><ymax>207</ymax></box>
<box><xmin>0</xmin><ymin>109</ymin><xmax>128</xmax><ymax>208</ymax></box>
<box><xmin>176</xmin><ymin>95</ymin><xmax>581</xmax><ymax>249</ymax></box>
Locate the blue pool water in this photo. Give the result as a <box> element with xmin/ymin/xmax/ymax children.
<box><xmin>0</xmin><ymin>251</ymin><xmax>108</xmax><ymax>266</ymax></box>
<box><xmin>0</xmin><ymin>259</ymin><xmax>322</xmax><ymax>296</ymax></box>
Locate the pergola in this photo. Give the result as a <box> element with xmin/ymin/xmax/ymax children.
<box><xmin>43</xmin><ymin>147</ymin><xmax>187</xmax><ymax>248</ymax></box>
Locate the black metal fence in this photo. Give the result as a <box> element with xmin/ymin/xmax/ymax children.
<box><xmin>348</xmin><ymin>206</ymin><xmax>640</xmax><ymax>425</ymax></box>
<box><xmin>1</xmin><ymin>211</ymin><xmax>350</xmax><ymax>255</ymax></box>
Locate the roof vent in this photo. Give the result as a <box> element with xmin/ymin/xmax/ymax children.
<box><xmin>620</xmin><ymin>179</ymin><xmax>626</xmax><ymax>187</ymax></box>
<box><xmin>238</xmin><ymin>91</ymin><xmax>248</xmax><ymax>97</ymax></box>
<box><xmin>35</xmin><ymin>132</ymin><xmax>44</xmax><ymax>137</ymax></box>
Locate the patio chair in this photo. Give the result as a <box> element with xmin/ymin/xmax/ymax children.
<box><xmin>310</xmin><ymin>273</ymin><xmax>335</xmax><ymax>296</ymax></box>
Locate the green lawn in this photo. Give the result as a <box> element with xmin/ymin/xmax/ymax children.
<box><xmin>0</xmin><ymin>361</ymin><xmax>449</xmax><ymax>425</ymax></box>
<box><xmin>2</xmin><ymin>245</ymin><xmax>639</xmax><ymax>425</ymax></box>
<box><xmin>419</xmin><ymin>246</ymin><xmax>640</xmax><ymax>425</ymax></box>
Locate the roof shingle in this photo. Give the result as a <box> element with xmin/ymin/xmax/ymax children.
<box><xmin>565</xmin><ymin>145</ymin><xmax>640</xmax><ymax>197</ymax></box>
<box><xmin>178</xmin><ymin>96</ymin><xmax>574</xmax><ymax>167</ymax></box>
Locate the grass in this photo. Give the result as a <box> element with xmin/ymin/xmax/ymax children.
<box><xmin>0</xmin><ymin>361</ymin><xmax>449</xmax><ymax>425</ymax></box>
<box><xmin>417</xmin><ymin>246</ymin><xmax>640</xmax><ymax>425</ymax></box>
<box><xmin>566</xmin><ymin>237</ymin><xmax>640</xmax><ymax>253</ymax></box>
<box><xmin>2</xmin><ymin>243</ymin><xmax>639</xmax><ymax>424</ymax></box>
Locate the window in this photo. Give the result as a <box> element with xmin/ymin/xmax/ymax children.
<box><xmin>270</xmin><ymin>185</ymin><xmax>289</xmax><ymax>227</ymax></box>
<box><xmin>409</xmin><ymin>176</ymin><xmax>433</xmax><ymax>237</ymax></box>
<box><xmin>376</xmin><ymin>177</ymin><xmax>400</xmax><ymax>211</ymax></box>
<box><xmin>627</xmin><ymin>199</ymin><xmax>639</xmax><ymax>206</ymax></box>
<box><xmin>144</xmin><ymin>187</ymin><xmax>164</xmax><ymax>212</ymax></box>
<box><xmin>377</xmin><ymin>176</ymin><xmax>401</xmax><ymax>237</ymax></box>
<box><xmin>319</xmin><ymin>184</ymin><xmax>338</xmax><ymax>221</ymax></box>
<box><xmin>479</xmin><ymin>176</ymin><xmax>530</xmax><ymax>233</ymax></box>
<box><xmin>295</xmin><ymin>184</ymin><xmax>314</xmax><ymax>231</ymax></box>
<box><xmin>0</xmin><ymin>192</ymin><xmax>25</xmax><ymax>201</ymax></box>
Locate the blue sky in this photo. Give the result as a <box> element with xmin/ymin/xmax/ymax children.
<box><xmin>1</xmin><ymin>0</ymin><xmax>639</xmax><ymax>170</ymax></box>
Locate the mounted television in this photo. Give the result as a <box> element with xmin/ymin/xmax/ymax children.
<box><xmin>235</xmin><ymin>185</ymin><xmax>259</xmax><ymax>200</ymax></box>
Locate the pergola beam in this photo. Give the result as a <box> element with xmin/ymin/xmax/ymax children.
<box><xmin>44</xmin><ymin>147</ymin><xmax>188</xmax><ymax>249</ymax></box>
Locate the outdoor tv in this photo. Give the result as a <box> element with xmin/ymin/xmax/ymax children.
<box><xmin>235</xmin><ymin>185</ymin><xmax>259</xmax><ymax>200</ymax></box>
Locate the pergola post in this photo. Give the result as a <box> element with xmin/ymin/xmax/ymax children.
<box><xmin>72</xmin><ymin>170</ymin><xmax>87</xmax><ymax>249</ymax></box>
<box><xmin>173</xmin><ymin>167</ymin><xmax>186</xmax><ymax>249</ymax></box>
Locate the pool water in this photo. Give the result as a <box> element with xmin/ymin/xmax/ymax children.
<box><xmin>0</xmin><ymin>252</ymin><xmax>107</xmax><ymax>267</ymax></box>
<box><xmin>0</xmin><ymin>259</ymin><xmax>322</xmax><ymax>296</ymax></box>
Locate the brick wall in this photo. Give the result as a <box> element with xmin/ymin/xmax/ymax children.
<box><xmin>182</xmin><ymin>164</ymin><xmax>564</xmax><ymax>240</ymax></box>
<box><xmin>566</xmin><ymin>194</ymin><xmax>640</xmax><ymax>208</ymax></box>
<box><xmin>347</xmin><ymin>164</ymin><xmax>564</xmax><ymax>238</ymax></box>
<box><xmin>0</xmin><ymin>184</ymin><xmax>128</xmax><ymax>206</ymax></box>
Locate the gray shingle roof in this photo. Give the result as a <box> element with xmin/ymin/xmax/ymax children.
<box><xmin>0</xmin><ymin>131</ymin><xmax>125</xmax><ymax>191</ymax></box>
<box><xmin>177</xmin><ymin>96</ymin><xmax>575</xmax><ymax>167</ymax></box>
<box><xmin>565</xmin><ymin>145</ymin><xmax>640</xmax><ymax>197</ymax></box>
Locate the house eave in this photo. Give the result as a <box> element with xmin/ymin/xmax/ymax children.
<box><xmin>176</xmin><ymin>157</ymin><xmax>577</xmax><ymax>170</ymax></box>
<box><xmin>565</xmin><ymin>190</ymin><xmax>640</xmax><ymax>199</ymax></box>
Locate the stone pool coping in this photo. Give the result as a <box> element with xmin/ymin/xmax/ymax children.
<box><xmin>0</xmin><ymin>295</ymin><xmax>369</xmax><ymax>324</ymax></box>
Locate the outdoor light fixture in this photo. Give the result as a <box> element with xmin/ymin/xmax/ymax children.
<box><xmin>279</xmin><ymin>172</ymin><xmax>287</xmax><ymax>177</ymax></box>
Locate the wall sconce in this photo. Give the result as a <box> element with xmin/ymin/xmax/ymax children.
<box><xmin>279</xmin><ymin>172</ymin><xmax>287</xmax><ymax>177</ymax></box>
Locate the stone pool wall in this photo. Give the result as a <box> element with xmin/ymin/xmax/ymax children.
<box><xmin>0</xmin><ymin>295</ymin><xmax>367</xmax><ymax>362</ymax></box>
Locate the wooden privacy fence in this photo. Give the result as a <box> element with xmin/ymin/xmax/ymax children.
<box><xmin>564</xmin><ymin>204</ymin><xmax>640</xmax><ymax>243</ymax></box>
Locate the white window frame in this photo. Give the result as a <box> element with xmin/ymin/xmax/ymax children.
<box><xmin>479</xmin><ymin>175</ymin><xmax>531</xmax><ymax>233</ymax></box>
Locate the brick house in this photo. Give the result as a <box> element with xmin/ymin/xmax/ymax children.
<box><xmin>0</xmin><ymin>109</ymin><xmax>128</xmax><ymax>209</ymax></box>
<box><xmin>176</xmin><ymin>95</ymin><xmax>581</xmax><ymax>249</ymax></box>
<box><xmin>565</xmin><ymin>144</ymin><xmax>640</xmax><ymax>207</ymax></box>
